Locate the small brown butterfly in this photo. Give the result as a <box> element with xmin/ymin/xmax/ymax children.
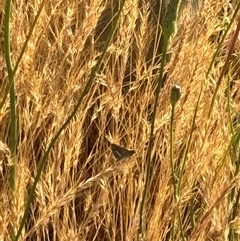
<box><xmin>111</xmin><ymin>143</ymin><xmax>135</xmax><ymax>161</ymax></box>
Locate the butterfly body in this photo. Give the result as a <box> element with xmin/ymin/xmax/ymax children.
<box><xmin>111</xmin><ymin>143</ymin><xmax>135</xmax><ymax>161</ymax></box>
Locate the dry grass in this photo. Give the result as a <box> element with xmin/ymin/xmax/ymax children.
<box><xmin>0</xmin><ymin>0</ymin><xmax>240</xmax><ymax>240</ymax></box>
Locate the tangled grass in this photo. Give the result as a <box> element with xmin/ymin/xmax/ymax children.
<box><xmin>0</xmin><ymin>0</ymin><xmax>240</xmax><ymax>240</ymax></box>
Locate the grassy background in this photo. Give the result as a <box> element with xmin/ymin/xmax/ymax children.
<box><xmin>1</xmin><ymin>0</ymin><xmax>240</xmax><ymax>240</ymax></box>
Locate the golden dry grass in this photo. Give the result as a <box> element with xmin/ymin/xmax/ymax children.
<box><xmin>0</xmin><ymin>0</ymin><xmax>240</xmax><ymax>240</ymax></box>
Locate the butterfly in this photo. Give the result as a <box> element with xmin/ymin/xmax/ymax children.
<box><xmin>111</xmin><ymin>143</ymin><xmax>135</xmax><ymax>161</ymax></box>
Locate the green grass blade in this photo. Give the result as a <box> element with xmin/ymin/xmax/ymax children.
<box><xmin>205</xmin><ymin>2</ymin><xmax>240</xmax><ymax>79</ymax></box>
<box><xmin>3</xmin><ymin>0</ymin><xmax>16</xmax><ymax>191</ymax></box>
<box><xmin>208</xmin><ymin>8</ymin><xmax>240</xmax><ymax>118</ymax></box>
<box><xmin>138</xmin><ymin>1</ymin><xmax>182</xmax><ymax>239</ymax></box>
<box><xmin>1</xmin><ymin>0</ymin><xmax>48</xmax><ymax>111</ymax></box>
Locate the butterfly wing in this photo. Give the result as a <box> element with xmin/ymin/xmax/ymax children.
<box><xmin>111</xmin><ymin>143</ymin><xmax>135</xmax><ymax>160</ymax></box>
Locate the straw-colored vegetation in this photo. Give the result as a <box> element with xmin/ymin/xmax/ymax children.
<box><xmin>1</xmin><ymin>0</ymin><xmax>240</xmax><ymax>240</ymax></box>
